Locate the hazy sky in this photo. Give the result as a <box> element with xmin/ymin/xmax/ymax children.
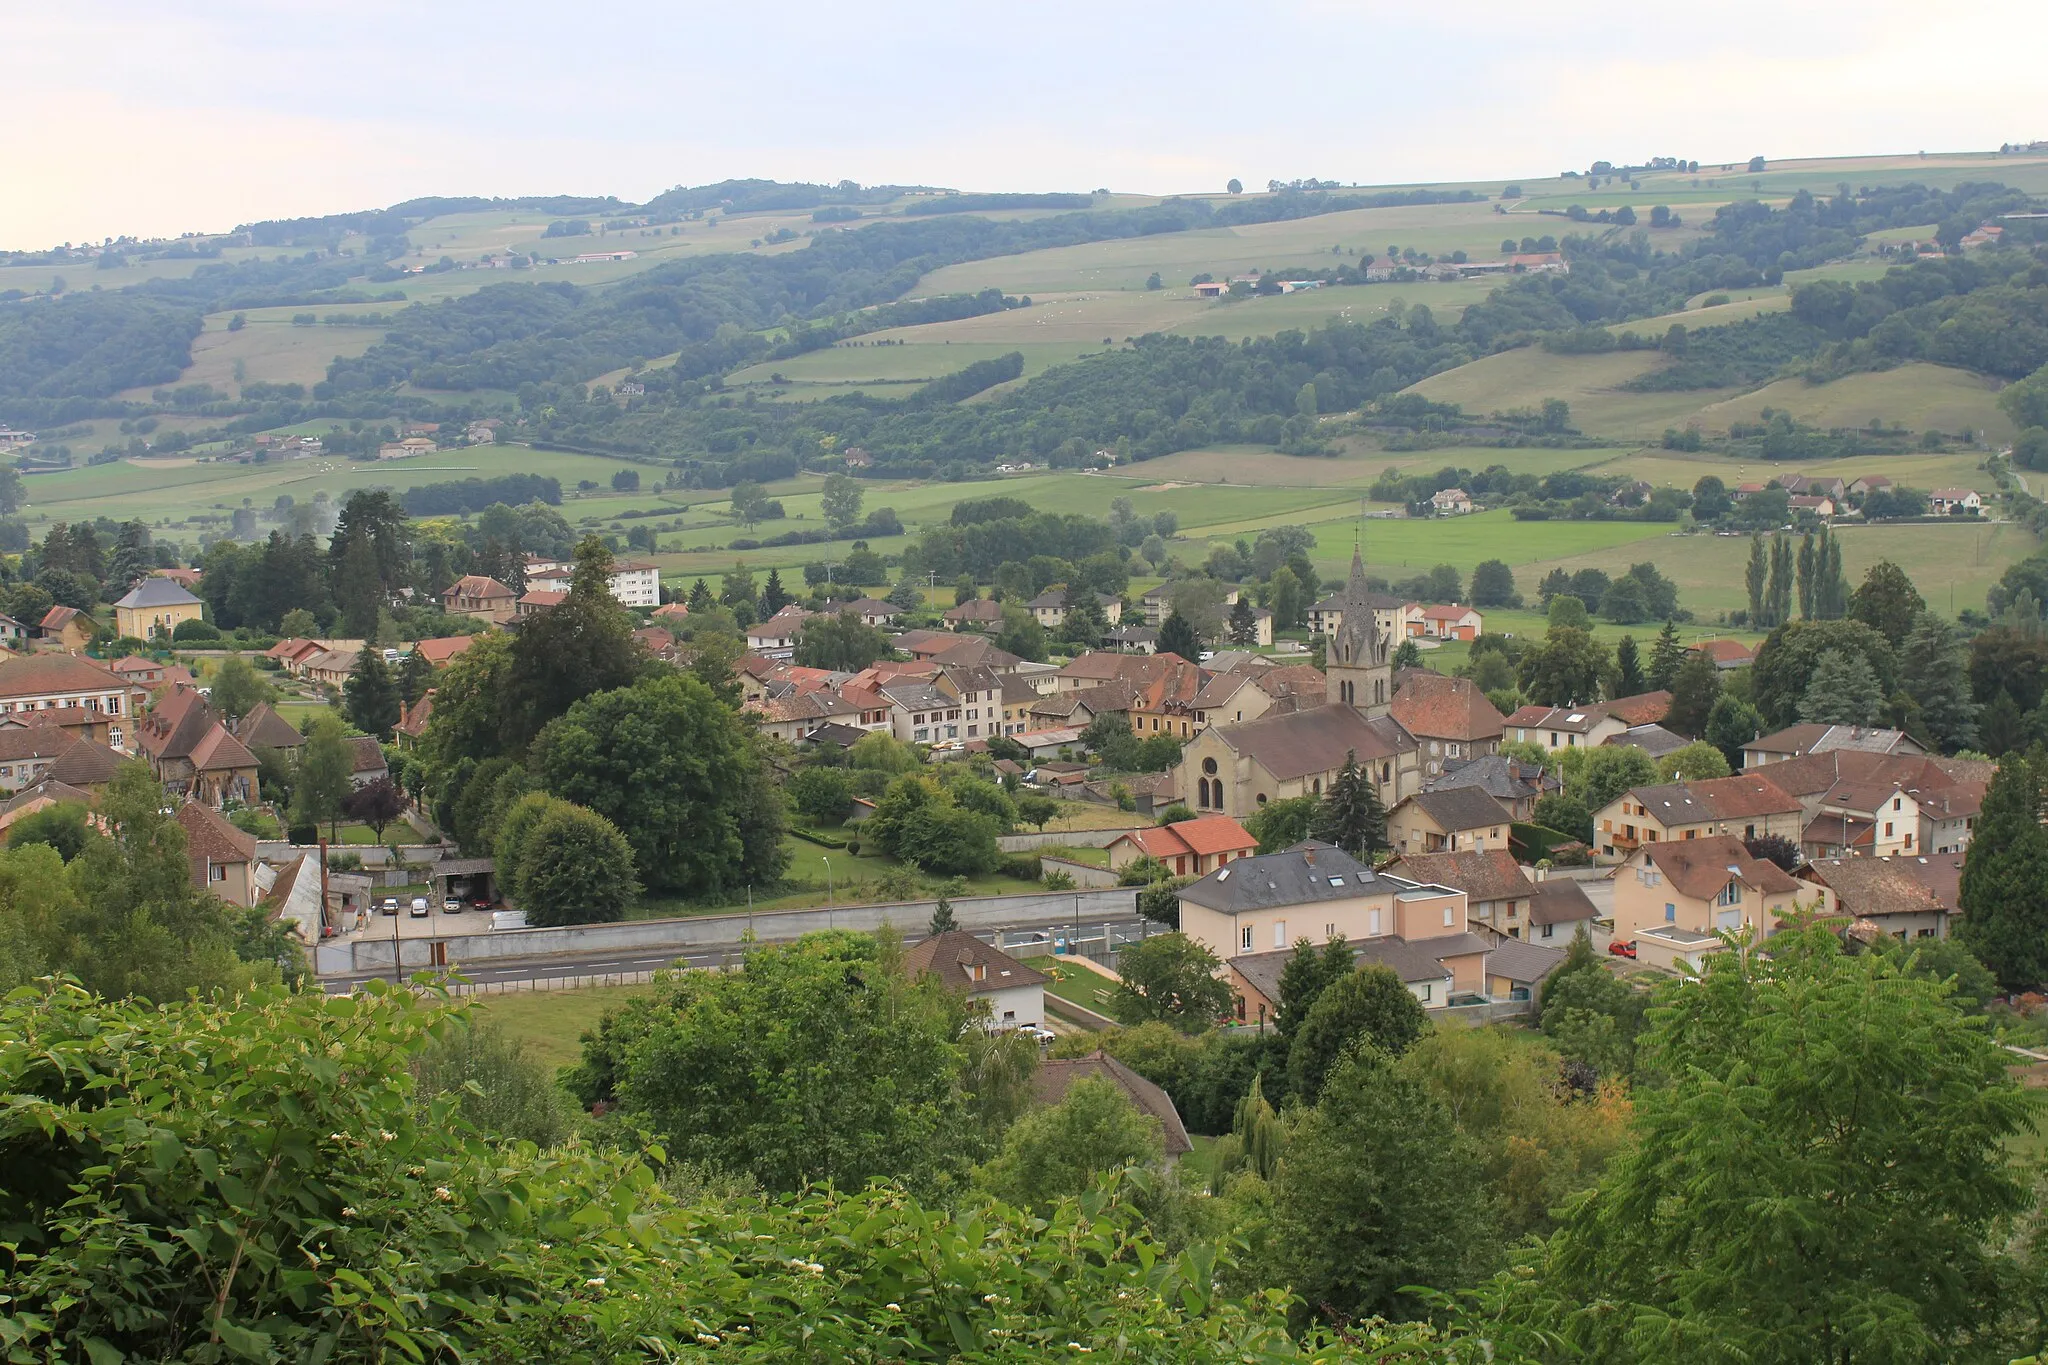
<box><xmin>8</xmin><ymin>0</ymin><xmax>2047</xmax><ymax>248</ymax></box>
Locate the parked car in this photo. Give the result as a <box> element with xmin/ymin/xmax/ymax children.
<box><xmin>1607</xmin><ymin>939</ymin><xmax>1637</xmax><ymax>959</ymax></box>
<box><xmin>442</xmin><ymin>897</ymin><xmax>463</xmax><ymax>913</ymax></box>
<box><xmin>1016</xmin><ymin>1024</ymin><xmax>1056</xmax><ymax>1042</ymax></box>
<box><xmin>408</xmin><ymin>897</ymin><xmax>430</xmax><ymax>918</ymax></box>
<box><xmin>377</xmin><ymin>897</ymin><xmax>399</xmax><ymax>917</ymax></box>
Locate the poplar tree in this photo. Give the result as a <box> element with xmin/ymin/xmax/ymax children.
<box><xmin>1745</xmin><ymin>536</ymin><xmax>1767</xmax><ymax>624</ymax></box>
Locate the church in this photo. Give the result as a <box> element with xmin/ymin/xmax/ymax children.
<box><xmin>1171</xmin><ymin>544</ymin><xmax>1424</xmax><ymax>817</ymax></box>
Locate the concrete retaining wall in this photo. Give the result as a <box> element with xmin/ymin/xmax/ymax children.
<box><xmin>1041</xmin><ymin>857</ymin><xmax>1121</xmax><ymax>889</ymax></box>
<box><xmin>260</xmin><ymin>842</ymin><xmax>445</xmax><ymax>868</ymax></box>
<box><xmin>997</xmin><ymin>828</ymin><xmax>1142</xmax><ymax>852</ymax></box>
<box><xmin>341</xmin><ymin>888</ymin><xmax>1140</xmax><ymax>971</ymax></box>
<box><xmin>1045</xmin><ymin>994</ymin><xmax>1118</xmax><ymax>1031</ymax></box>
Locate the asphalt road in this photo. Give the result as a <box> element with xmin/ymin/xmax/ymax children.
<box><xmin>322</xmin><ymin>915</ymin><xmax>1157</xmax><ymax>993</ymax></box>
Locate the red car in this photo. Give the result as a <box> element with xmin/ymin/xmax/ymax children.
<box><xmin>1607</xmin><ymin>939</ymin><xmax>1638</xmax><ymax>959</ymax></box>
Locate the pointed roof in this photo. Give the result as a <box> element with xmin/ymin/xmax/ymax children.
<box><xmin>44</xmin><ymin>736</ymin><xmax>125</xmax><ymax>787</ymax></box>
<box><xmin>113</xmin><ymin>578</ymin><xmax>202</xmax><ymax>610</ymax></box>
<box><xmin>188</xmin><ymin>722</ymin><xmax>259</xmax><ymax>774</ymax></box>
<box><xmin>176</xmin><ymin>799</ymin><xmax>259</xmax><ymax>867</ymax></box>
<box><xmin>237</xmin><ymin>703</ymin><xmax>305</xmax><ymax>749</ymax></box>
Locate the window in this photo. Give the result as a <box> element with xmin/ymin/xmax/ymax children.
<box><xmin>1745</xmin><ymin>823</ymin><xmax>1756</xmax><ymax>840</ymax></box>
<box><xmin>1327</xmin><ymin>876</ymin><xmax>1345</xmax><ymax>887</ymax></box>
<box><xmin>1893</xmin><ymin>796</ymin><xmax>1902</xmax><ymax>811</ymax></box>
<box><xmin>1325</xmin><ymin>922</ymin><xmax>1336</xmax><ymax>938</ymax></box>
<box><xmin>1665</xmin><ymin>902</ymin><xmax>1676</xmax><ymax>922</ymax></box>
<box><xmin>209</xmin><ymin>865</ymin><xmax>226</xmax><ymax>883</ymax></box>
<box><xmin>1419</xmin><ymin>983</ymin><xmax>1432</xmax><ymax>1003</ymax></box>
<box><xmin>1241</xmin><ymin>925</ymin><xmax>1253</xmax><ymax>951</ymax></box>
<box><xmin>1443</xmin><ymin>905</ymin><xmax>1454</xmax><ymax>928</ymax></box>
<box><xmin>1541</xmin><ymin>922</ymin><xmax>1555</xmax><ymax>939</ymax></box>
<box><xmin>1368</xmin><ymin>908</ymin><xmax>1382</xmax><ymax>936</ymax></box>
<box><xmin>1273</xmin><ymin>921</ymin><xmax>1287</xmax><ymax>948</ymax></box>
<box><xmin>1717</xmin><ymin>881</ymin><xmax>1743</xmax><ymax>907</ymax></box>
<box><xmin>1884</xmin><ymin>821</ymin><xmax>1894</xmax><ymax>837</ymax></box>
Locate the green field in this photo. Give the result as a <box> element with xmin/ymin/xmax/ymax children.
<box><xmin>470</xmin><ymin>984</ymin><xmax>647</xmax><ymax>1071</ymax></box>
<box><xmin>1689</xmin><ymin>364</ymin><xmax>2015</xmax><ymax>442</ymax></box>
<box><xmin>1406</xmin><ymin>348</ymin><xmax>1733</xmax><ymax>442</ymax></box>
<box><xmin>1021</xmin><ymin>956</ymin><xmax>1123</xmax><ymax>1015</ymax></box>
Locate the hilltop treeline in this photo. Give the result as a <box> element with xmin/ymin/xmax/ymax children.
<box><xmin>401</xmin><ymin>473</ymin><xmax>563</xmax><ymax>516</ymax></box>
<box><xmin>0</xmin><ymin>293</ymin><xmax>199</xmax><ymax>402</ymax></box>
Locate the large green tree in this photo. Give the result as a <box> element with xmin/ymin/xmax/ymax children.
<box><xmin>291</xmin><ymin>712</ymin><xmax>355</xmax><ymax>840</ymax></box>
<box><xmin>516</xmin><ymin>800</ymin><xmax>639</xmax><ymax>927</ymax></box>
<box><xmin>533</xmin><ymin>673</ymin><xmax>787</xmax><ymax>896</ymax></box>
<box><xmin>1272</xmin><ymin>936</ymin><xmax>1355</xmax><ymax>1048</ymax></box>
<box><xmin>1270</xmin><ymin>1048</ymin><xmax>1496</xmax><ymax>1326</ymax></box>
<box><xmin>1111</xmin><ymin>932</ymin><xmax>1233</xmax><ymax>1033</ymax></box>
<box><xmin>1848</xmin><ymin>559</ymin><xmax>1926</xmax><ymax>647</ymax></box>
<box><xmin>1646</xmin><ymin>619</ymin><xmax>1685</xmax><ymax>692</ymax></box>
<box><xmin>974</xmin><ymin>1075</ymin><xmax>1161</xmax><ymax>1211</ymax></box>
<box><xmin>1898</xmin><ymin>612</ymin><xmax>1980</xmax><ymax>753</ymax></box>
<box><xmin>1663</xmin><ymin>648</ymin><xmax>1722</xmax><ymax>736</ymax></box>
<box><xmin>1533</xmin><ymin>927</ymin><xmax>2037</xmax><ymax>1362</ymax></box>
<box><xmin>1798</xmin><ymin>648</ymin><xmax>1884</xmax><ymax>725</ymax></box>
<box><xmin>503</xmin><ymin>536</ymin><xmax>649</xmax><ymax>750</ymax></box>
<box><xmin>1517</xmin><ymin>625</ymin><xmax>1611</xmax><ymax>706</ymax></box>
<box><xmin>577</xmin><ymin>933</ymin><xmax>972</xmax><ymax>1193</ymax></box>
<box><xmin>207</xmin><ymin>654</ymin><xmax>275</xmax><ymax>723</ymax></box>
<box><xmin>794</xmin><ymin>610</ymin><xmax>890</xmax><ymax>671</ymax></box>
<box><xmin>1750</xmin><ymin>619</ymin><xmax>1899</xmax><ymax>729</ymax></box>
<box><xmin>1157</xmin><ymin>607</ymin><xmax>1201</xmax><ymax>662</ymax></box>
<box><xmin>343</xmin><ymin>648</ymin><xmax>401</xmax><ymax>740</ymax></box>
<box><xmin>1286</xmin><ymin>962</ymin><xmax>1427</xmax><ymax>1101</ymax></box>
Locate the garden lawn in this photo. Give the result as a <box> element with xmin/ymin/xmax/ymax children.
<box><xmin>469</xmin><ymin>984</ymin><xmax>650</xmax><ymax>1072</ymax></box>
<box><xmin>1021</xmin><ymin>956</ymin><xmax>1123</xmax><ymax>1015</ymax></box>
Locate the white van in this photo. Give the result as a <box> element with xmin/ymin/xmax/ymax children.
<box><xmin>490</xmin><ymin>910</ymin><xmax>528</xmax><ymax>931</ymax></box>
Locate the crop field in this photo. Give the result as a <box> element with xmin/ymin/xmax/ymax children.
<box><xmin>1182</xmin><ymin>507</ymin><xmax>1673</xmax><ymax>585</ymax></box>
<box><xmin>1612</xmin><ymin>294</ymin><xmax>1791</xmax><ymax>334</ymax></box>
<box><xmin>1406</xmin><ymin>347</ymin><xmax>1730</xmax><ymax>441</ymax></box>
<box><xmin>116</xmin><ymin>317</ymin><xmax>388</xmax><ymax>399</ymax></box>
<box><xmin>1515</xmin><ymin>520</ymin><xmax>2034</xmax><ymax>619</ymax></box>
<box><xmin>1578</xmin><ymin>445</ymin><xmax>1993</xmax><ymax>494</ymax></box>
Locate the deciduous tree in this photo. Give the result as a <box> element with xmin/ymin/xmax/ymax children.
<box><xmin>1112</xmin><ymin>932</ymin><xmax>1232</xmax><ymax>1032</ymax></box>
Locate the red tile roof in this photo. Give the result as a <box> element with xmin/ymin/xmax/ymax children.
<box><xmin>1390</xmin><ymin>672</ymin><xmax>1505</xmax><ymax>743</ymax></box>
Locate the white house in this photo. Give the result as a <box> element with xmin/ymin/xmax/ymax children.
<box><xmin>903</xmin><ymin>931</ymin><xmax>1047</xmax><ymax>1030</ymax></box>
<box><xmin>1929</xmin><ymin>488</ymin><xmax>1982</xmax><ymax>515</ymax></box>
<box><xmin>524</xmin><ymin>557</ymin><xmax>662</xmax><ymax>608</ymax></box>
<box><xmin>1431</xmin><ymin>488</ymin><xmax>1473</xmax><ymax>515</ymax></box>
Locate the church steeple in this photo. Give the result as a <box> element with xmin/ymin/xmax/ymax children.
<box><xmin>1328</xmin><ymin>525</ymin><xmax>1392</xmax><ymax>718</ymax></box>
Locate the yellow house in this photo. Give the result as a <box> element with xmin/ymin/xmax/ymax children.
<box><xmin>1592</xmin><ymin>773</ymin><xmax>1805</xmax><ymax>865</ymax></box>
<box><xmin>112</xmin><ymin>579</ymin><xmax>205</xmax><ymax>641</ymax></box>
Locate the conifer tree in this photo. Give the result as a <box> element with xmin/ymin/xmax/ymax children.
<box><xmin>760</xmin><ymin>567</ymin><xmax>792</xmax><ymax>616</ymax></box>
<box><xmin>1157</xmin><ymin>608</ymin><xmax>1201</xmax><ymax>662</ymax></box>
<box><xmin>1960</xmin><ymin>752</ymin><xmax>2048</xmax><ymax>991</ymax></box>
<box><xmin>686</xmin><ymin>578</ymin><xmax>712</xmax><ymax>612</ymax></box>
<box><xmin>1311</xmin><ymin>751</ymin><xmax>1386</xmax><ymax>858</ymax></box>
<box><xmin>1898</xmin><ymin>612</ymin><xmax>1979</xmax><ymax>754</ymax></box>
<box><xmin>1798</xmin><ymin>648</ymin><xmax>1883</xmax><ymax>725</ymax></box>
<box><xmin>1613</xmin><ymin>634</ymin><xmax>1646</xmax><ymax>697</ymax></box>
<box><xmin>1227</xmin><ymin>595</ymin><xmax>1259</xmax><ymax>646</ymax></box>
<box><xmin>927</xmin><ymin>897</ymin><xmax>958</xmax><ymax>936</ymax></box>
<box><xmin>1647</xmin><ymin>619</ymin><xmax>1685</xmax><ymax>691</ymax></box>
<box><xmin>1766</xmin><ymin>533</ymin><xmax>1795</xmax><ymax>628</ymax></box>
<box><xmin>1796</xmin><ymin>532</ymin><xmax>1817</xmax><ymax>619</ymax></box>
<box><xmin>344</xmin><ymin>648</ymin><xmax>402</xmax><ymax>740</ymax></box>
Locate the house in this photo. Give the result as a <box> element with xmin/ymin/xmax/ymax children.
<box><xmin>1139</xmin><ymin>583</ymin><xmax>1239</xmax><ymax>629</ymax></box>
<box><xmin>1504</xmin><ymin>692</ymin><xmax>1671</xmax><ymax>750</ymax></box>
<box><xmin>1026</xmin><ymin>587</ymin><xmax>1123</xmax><ymax>629</ymax></box>
<box><xmin>1033</xmin><ymin>1052</ymin><xmax>1192</xmax><ymax>1159</ymax></box>
<box><xmin>441</xmin><ymin>575</ymin><xmax>518</xmax><ymax>625</ymax></box>
<box><xmin>1388</xmin><ymin>786</ymin><xmax>1514</xmax><ymax>855</ymax></box>
<box><xmin>0</xmin><ymin>654</ymin><xmax>148</xmax><ymax>747</ymax></box>
<box><xmin>1741</xmin><ymin>724</ymin><xmax>1924</xmax><ymax>768</ymax></box>
<box><xmin>1612</xmin><ymin>835</ymin><xmax>1805</xmax><ymax>966</ymax></box>
<box><xmin>902</xmin><ymin>930</ymin><xmax>1049</xmax><ymax>1031</ymax></box>
<box><xmin>1798</xmin><ymin>854</ymin><xmax>1961</xmax><ymax>941</ymax></box>
<box><xmin>839</xmin><ymin>597</ymin><xmax>899</xmax><ymax>628</ymax></box>
<box><xmin>523</xmin><ymin>556</ymin><xmax>662</xmax><ymax>608</ymax></box>
<box><xmin>1692</xmin><ymin>639</ymin><xmax>1755</xmax><ymax>671</ymax></box>
<box><xmin>744</xmin><ymin>606</ymin><xmax>814</xmax><ymax>658</ymax></box>
<box><xmin>1591</xmin><ymin>773</ymin><xmax>1804</xmax><ymax>863</ymax></box>
<box><xmin>39</xmin><ymin>606</ymin><xmax>95</xmax><ymax>651</ymax></box>
<box><xmin>1482</xmin><ymin>938</ymin><xmax>1572</xmax><ymax>1002</ymax></box>
<box><xmin>176</xmin><ymin>801</ymin><xmax>263</xmax><ymax>908</ymax></box>
<box><xmin>1105</xmin><ymin>624</ymin><xmax>1160</xmax><ymax>653</ymax></box>
<box><xmin>107</xmin><ymin>656</ymin><xmax>169</xmax><ymax>688</ymax></box>
<box><xmin>1929</xmin><ymin>488</ymin><xmax>1982</xmax><ymax>515</ymax></box>
<box><xmin>943</xmin><ymin>597</ymin><xmax>1006</xmax><ymax>632</ymax></box>
<box><xmin>1733</xmin><ymin>749</ymin><xmax>1989</xmax><ymax>857</ymax></box>
<box><xmin>1104</xmin><ymin>814</ymin><xmax>1257</xmax><ymax>879</ymax></box>
<box><xmin>516</xmin><ymin>589</ymin><xmax>566</xmax><ymax>619</ymax></box>
<box><xmin>0</xmin><ymin>612</ymin><xmax>26</xmax><ymax>646</ymax></box>
<box><xmin>300</xmin><ymin>650</ymin><xmax>360</xmax><ymax>691</ymax></box>
<box><xmin>1407</xmin><ymin>603</ymin><xmax>1483</xmax><ymax>640</ymax></box>
<box><xmin>748</xmin><ymin>687</ymin><xmax>866</xmax><ymax>744</ymax></box>
<box><xmin>1182</xmin><ymin>841</ymin><xmax>1490</xmax><ymax>1011</ymax></box>
<box><xmin>41</xmin><ymin>736</ymin><xmax>125</xmax><ymax>795</ymax></box>
<box><xmin>651</xmin><ymin>601</ymin><xmax>692</xmax><ymax>623</ymax></box>
<box><xmin>1960</xmin><ymin>224</ymin><xmax>2005</xmax><ymax>249</ymax></box>
<box><xmin>411</xmin><ymin>636</ymin><xmax>476</xmax><ymax>668</ymax></box>
<box><xmin>394</xmin><ymin>692</ymin><xmax>435</xmax><ymax>749</ymax></box>
<box><xmin>1012</xmin><ymin>726</ymin><xmax>1086</xmax><ymax>759</ymax></box>
<box><xmin>1430</xmin><ymin>487</ymin><xmax>1474</xmax><ymax>515</ymax></box>
<box><xmin>136</xmin><ymin>687</ymin><xmax>261</xmax><ymax>806</ymax></box>
<box><xmin>1384</xmin><ymin>848</ymin><xmax>1532</xmax><ymax>942</ymax></box>
<box><xmin>1306</xmin><ymin>586</ymin><xmax>1404</xmax><ymax>641</ymax></box>
<box><xmin>1847</xmin><ymin>475</ymin><xmax>1893</xmax><ymax>498</ymax></box>
<box><xmin>1510</xmin><ymin>252</ymin><xmax>1569</xmax><ymax>273</ymax></box>
<box><xmin>1192</xmin><ymin>281</ymin><xmax>1229</xmax><ymax>298</ymax></box>
<box><xmin>1423</xmin><ymin>753</ymin><xmax>1555</xmax><ymax>823</ymax></box>
<box><xmin>1191</xmin><ymin>667</ymin><xmax>1322</xmax><ymax>730</ymax></box>
<box><xmin>0</xmin><ymin>727</ymin><xmax>82</xmax><ymax>793</ymax></box>
<box><xmin>347</xmin><ymin>736</ymin><xmax>389</xmax><ymax>788</ymax></box>
<box><xmin>841</xmin><ymin>446</ymin><xmax>872</xmax><ymax>468</ymax></box>
<box><xmin>1787</xmin><ymin>495</ymin><xmax>1836</xmax><ymax>518</ymax></box>
<box><xmin>112</xmin><ymin>578</ymin><xmax>205</xmax><ymax>641</ymax></box>
<box><xmin>234</xmin><ymin>703</ymin><xmax>305</xmax><ymax>755</ymax></box>
<box><xmin>1527</xmin><ymin>874</ymin><xmax>1601</xmax><ymax>944</ymax></box>
<box><xmin>1603</xmin><ymin>723</ymin><xmax>1693</xmax><ymax>761</ymax></box>
<box><xmin>1389</xmin><ymin>672</ymin><xmax>1504</xmax><ymax>777</ymax></box>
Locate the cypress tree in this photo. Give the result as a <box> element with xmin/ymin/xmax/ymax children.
<box><xmin>1157</xmin><ymin>608</ymin><xmax>1201</xmax><ymax>662</ymax></box>
<box><xmin>1613</xmin><ymin>634</ymin><xmax>1646</xmax><ymax>696</ymax></box>
<box><xmin>344</xmin><ymin>648</ymin><xmax>402</xmax><ymax>740</ymax></box>
<box><xmin>1796</xmin><ymin>532</ymin><xmax>1817</xmax><ymax>619</ymax></box>
<box><xmin>1745</xmin><ymin>536</ymin><xmax>1767</xmax><ymax>625</ymax></box>
<box><xmin>927</xmin><ymin>897</ymin><xmax>958</xmax><ymax>935</ymax></box>
<box><xmin>1311</xmin><ymin>750</ymin><xmax>1387</xmax><ymax>858</ymax></box>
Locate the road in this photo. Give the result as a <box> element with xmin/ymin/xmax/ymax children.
<box><xmin>322</xmin><ymin>915</ymin><xmax>1158</xmax><ymax>993</ymax></box>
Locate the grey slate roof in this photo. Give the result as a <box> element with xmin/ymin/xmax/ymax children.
<box><xmin>1485</xmin><ymin>938</ymin><xmax>1569</xmax><ymax>985</ymax></box>
<box><xmin>113</xmin><ymin>577</ymin><xmax>202</xmax><ymax>609</ymax></box>
<box><xmin>1177</xmin><ymin>841</ymin><xmax>1390</xmax><ymax>914</ymax></box>
<box><xmin>1398</xmin><ymin>785</ymin><xmax>1514</xmax><ymax>832</ymax></box>
<box><xmin>1604</xmin><ymin>723</ymin><xmax>1692</xmax><ymax>760</ymax></box>
<box><xmin>1427</xmin><ymin>754</ymin><xmax>1545</xmax><ymax>803</ymax></box>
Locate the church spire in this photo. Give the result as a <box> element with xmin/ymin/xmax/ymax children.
<box><xmin>1346</xmin><ymin>526</ymin><xmax>1367</xmax><ymax>597</ymax></box>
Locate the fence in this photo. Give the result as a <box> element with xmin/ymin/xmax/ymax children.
<box><xmin>444</xmin><ymin>969</ymin><xmax>660</xmax><ymax>997</ymax></box>
<box><xmin>335</xmin><ymin>888</ymin><xmax>1141</xmax><ymax>973</ymax></box>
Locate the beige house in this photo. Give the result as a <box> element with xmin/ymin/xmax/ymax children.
<box><xmin>1801</xmin><ymin>777</ymin><xmax>1922</xmax><ymax>860</ymax></box>
<box><xmin>1026</xmin><ymin>588</ymin><xmax>1123</xmax><ymax>630</ymax></box>
<box><xmin>176</xmin><ymin>801</ymin><xmax>263</xmax><ymax>907</ymax></box>
<box><xmin>440</xmin><ymin>575</ymin><xmax>517</xmax><ymax>625</ymax></box>
<box><xmin>1798</xmin><ymin>854</ymin><xmax>1960</xmax><ymax>942</ymax></box>
<box><xmin>1385</xmin><ymin>848</ymin><xmax>1531</xmax><ymax>942</ymax></box>
<box><xmin>1741</xmin><ymin>724</ymin><xmax>1923</xmax><ymax>768</ymax></box>
<box><xmin>1592</xmin><ymin>773</ymin><xmax>1804</xmax><ymax>864</ymax></box>
<box><xmin>38</xmin><ymin>606</ymin><xmax>96</xmax><ymax>651</ymax></box>
<box><xmin>112</xmin><ymin>578</ymin><xmax>205</xmax><ymax>641</ymax></box>
<box><xmin>1612</xmin><ymin>834</ymin><xmax>1806</xmax><ymax>951</ymax></box>
<box><xmin>1182</xmin><ymin>842</ymin><xmax>1490</xmax><ymax>1013</ymax></box>
<box><xmin>1387</xmin><ymin>786</ymin><xmax>1513</xmax><ymax>856</ymax></box>
<box><xmin>1503</xmin><ymin>692</ymin><xmax>1671</xmax><ymax>751</ymax></box>
<box><xmin>1389</xmin><ymin>672</ymin><xmax>1504</xmax><ymax>778</ymax></box>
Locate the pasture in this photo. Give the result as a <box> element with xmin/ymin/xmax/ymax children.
<box><xmin>117</xmin><ymin>316</ymin><xmax>387</xmax><ymax>399</ymax></box>
<box><xmin>1689</xmin><ymin>364</ymin><xmax>2015</xmax><ymax>443</ymax></box>
<box><xmin>1405</xmin><ymin>347</ymin><xmax>1729</xmax><ymax>441</ymax></box>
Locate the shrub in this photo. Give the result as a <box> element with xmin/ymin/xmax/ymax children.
<box><xmin>171</xmin><ymin>618</ymin><xmax>222</xmax><ymax>642</ymax></box>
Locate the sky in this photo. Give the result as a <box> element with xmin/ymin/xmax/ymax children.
<box><xmin>7</xmin><ymin>0</ymin><xmax>2048</xmax><ymax>249</ymax></box>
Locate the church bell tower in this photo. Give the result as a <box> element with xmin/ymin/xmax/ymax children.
<box><xmin>1326</xmin><ymin>540</ymin><xmax>1393</xmax><ymax>719</ymax></box>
